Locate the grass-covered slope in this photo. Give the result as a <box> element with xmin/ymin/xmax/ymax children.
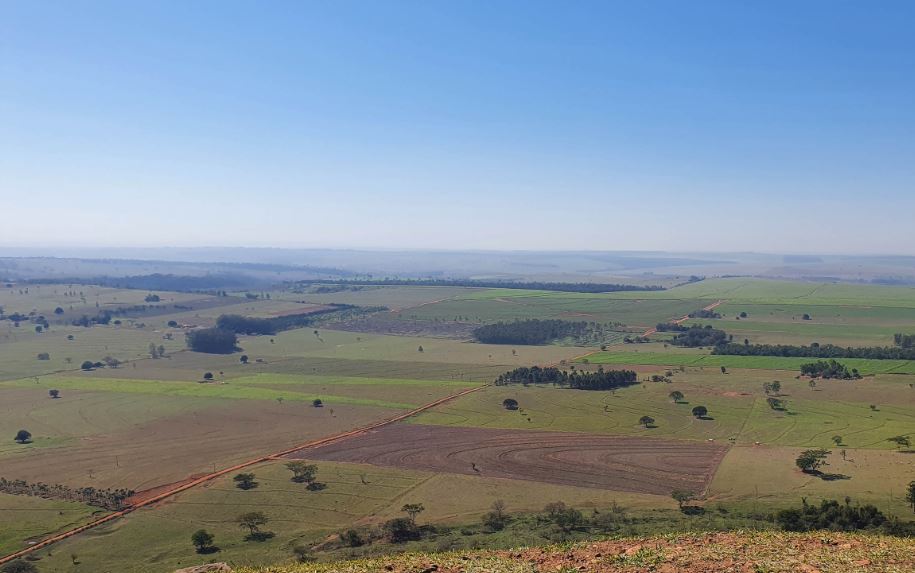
<box><xmin>239</xmin><ymin>531</ymin><xmax>913</xmax><ymax>573</ymax></box>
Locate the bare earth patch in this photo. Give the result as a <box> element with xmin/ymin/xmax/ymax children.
<box><xmin>288</xmin><ymin>424</ymin><xmax>728</xmax><ymax>495</ymax></box>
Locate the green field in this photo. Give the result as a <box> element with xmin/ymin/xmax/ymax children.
<box><xmin>2</xmin><ymin>278</ymin><xmax>914</xmax><ymax>571</ymax></box>
<box><xmin>582</xmin><ymin>346</ymin><xmax>915</xmax><ymax>374</ymax></box>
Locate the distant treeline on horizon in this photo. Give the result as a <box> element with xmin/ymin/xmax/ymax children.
<box><xmin>294</xmin><ymin>277</ymin><xmax>692</xmax><ymax>293</ymax></box>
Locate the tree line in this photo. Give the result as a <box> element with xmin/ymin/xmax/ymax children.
<box><xmin>713</xmin><ymin>342</ymin><xmax>915</xmax><ymax>361</ymax></box>
<box><xmin>0</xmin><ymin>477</ymin><xmax>134</xmax><ymax>511</ymax></box>
<box><xmin>494</xmin><ymin>366</ymin><xmax>638</xmax><ymax>391</ymax></box>
<box><xmin>295</xmin><ymin>278</ymin><xmax>666</xmax><ymax>293</ymax></box>
<box><xmin>472</xmin><ymin>319</ymin><xmax>611</xmax><ymax>345</ymax></box>
<box><xmin>799</xmin><ymin>359</ymin><xmax>861</xmax><ymax>379</ymax></box>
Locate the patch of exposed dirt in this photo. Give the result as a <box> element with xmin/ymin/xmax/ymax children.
<box><xmin>288</xmin><ymin>424</ymin><xmax>728</xmax><ymax>496</ymax></box>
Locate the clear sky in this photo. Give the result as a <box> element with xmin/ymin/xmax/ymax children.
<box><xmin>2</xmin><ymin>1</ymin><xmax>914</xmax><ymax>254</ymax></box>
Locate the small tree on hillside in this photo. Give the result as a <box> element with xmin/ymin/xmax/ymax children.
<box><xmin>401</xmin><ymin>503</ymin><xmax>425</xmax><ymax>525</ymax></box>
<box><xmin>887</xmin><ymin>435</ymin><xmax>911</xmax><ymax>450</ymax></box>
<box><xmin>236</xmin><ymin>511</ymin><xmax>268</xmax><ymax>539</ymax></box>
<box><xmin>691</xmin><ymin>405</ymin><xmax>708</xmax><ymax>419</ymax></box>
<box><xmin>285</xmin><ymin>461</ymin><xmax>317</xmax><ymax>484</ymax></box>
<box><xmin>906</xmin><ymin>480</ymin><xmax>915</xmax><ymax>513</ymax></box>
<box><xmin>240</xmin><ymin>354</ymin><xmax>249</xmax><ymax>364</ymax></box>
<box><xmin>203</xmin><ymin>372</ymin><xmax>214</xmax><ymax>381</ymax></box>
<box><xmin>191</xmin><ymin>529</ymin><xmax>216</xmax><ymax>553</ymax></box>
<box><xmin>832</xmin><ymin>435</ymin><xmax>843</xmax><ymax>446</ymax></box>
<box><xmin>81</xmin><ymin>360</ymin><xmax>94</xmax><ymax>371</ymax></box>
<box><xmin>312</xmin><ymin>398</ymin><xmax>323</xmax><ymax>407</ymax></box>
<box><xmin>639</xmin><ymin>415</ymin><xmax>655</xmax><ymax>428</ymax></box>
<box><xmin>671</xmin><ymin>489</ymin><xmax>694</xmax><ymax>509</ymax></box>
<box><xmin>502</xmin><ymin>398</ymin><xmax>519</xmax><ymax>410</ymax></box>
<box><xmin>233</xmin><ymin>472</ymin><xmax>257</xmax><ymax>490</ymax></box>
<box><xmin>49</xmin><ymin>389</ymin><xmax>60</xmax><ymax>399</ymax></box>
<box><xmin>796</xmin><ymin>449</ymin><xmax>830</xmax><ymax>474</ymax></box>
<box><xmin>669</xmin><ymin>390</ymin><xmax>684</xmax><ymax>403</ymax></box>
<box><xmin>14</xmin><ymin>430</ymin><xmax>31</xmax><ymax>444</ymax></box>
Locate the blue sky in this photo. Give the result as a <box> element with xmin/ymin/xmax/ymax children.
<box><xmin>2</xmin><ymin>1</ymin><xmax>914</xmax><ymax>253</ymax></box>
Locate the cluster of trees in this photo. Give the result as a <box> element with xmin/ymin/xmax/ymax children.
<box><xmin>296</xmin><ymin>278</ymin><xmax>665</xmax><ymax>293</ymax></box>
<box><xmin>776</xmin><ymin>498</ymin><xmax>887</xmax><ymax>533</ymax></box>
<box><xmin>72</xmin><ymin>311</ymin><xmax>114</xmax><ymax>327</ymax></box>
<box><xmin>894</xmin><ymin>333</ymin><xmax>915</xmax><ymax>348</ymax></box>
<box><xmin>669</xmin><ymin>325</ymin><xmax>729</xmax><ymax>347</ymax></box>
<box><xmin>494</xmin><ymin>366</ymin><xmax>638</xmax><ymax>391</ymax></box>
<box><xmin>799</xmin><ymin>360</ymin><xmax>861</xmax><ymax>380</ymax></box>
<box><xmin>714</xmin><ymin>342</ymin><xmax>915</xmax><ymax>361</ymax></box>
<box><xmin>0</xmin><ymin>478</ymin><xmax>134</xmax><ymax>510</ymax></box>
<box><xmin>688</xmin><ymin>308</ymin><xmax>721</xmax><ymax>319</ymax></box>
<box><xmin>186</xmin><ymin>328</ymin><xmax>239</xmax><ymax>354</ymax></box>
<box><xmin>472</xmin><ymin>319</ymin><xmax>607</xmax><ymax>345</ymax></box>
<box><xmin>655</xmin><ymin>322</ymin><xmax>689</xmax><ymax>332</ymax></box>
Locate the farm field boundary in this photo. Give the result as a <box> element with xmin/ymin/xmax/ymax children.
<box><xmin>0</xmin><ymin>384</ymin><xmax>485</xmax><ymax>566</ymax></box>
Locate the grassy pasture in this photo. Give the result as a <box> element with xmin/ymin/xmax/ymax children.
<box><xmin>28</xmin><ymin>459</ymin><xmax>670</xmax><ymax>573</ymax></box>
<box><xmin>398</xmin><ymin>295</ymin><xmax>703</xmax><ymax>328</ymax></box>
<box><xmin>411</xmin><ymin>369</ymin><xmax>915</xmax><ymax>449</ymax></box>
<box><xmin>275</xmin><ymin>285</ymin><xmax>476</xmax><ymax>311</ymax></box>
<box><xmin>710</xmin><ymin>446</ymin><xmax>914</xmax><ymax>516</ymax></box>
<box><xmin>0</xmin><ymin>494</ymin><xmax>102</xmax><ymax>556</ymax></box>
<box><xmin>582</xmin><ymin>346</ymin><xmax>915</xmax><ymax>374</ymax></box>
<box><xmin>238</xmin><ymin>328</ymin><xmax>587</xmax><ymax>366</ymax></box>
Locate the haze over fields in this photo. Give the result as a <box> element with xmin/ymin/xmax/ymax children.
<box><xmin>2</xmin><ymin>2</ymin><xmax>914</xmax><ymax>573</ymax></box>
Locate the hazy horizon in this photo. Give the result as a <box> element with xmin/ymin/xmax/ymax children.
<box><xmin>4</xmin><ymin>1</ymin><xmax>915</xmax><ymax>254</ymax></box>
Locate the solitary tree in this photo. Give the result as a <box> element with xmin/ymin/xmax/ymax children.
<box><xmin>191</xmin><ymin>529</ymin><xmax>215</xmax><ymax>553</ymax></box>
<box><xmin>233</xmin><ymin>473</ymin><xmax>258</xmax><ymax>490</ymax></box>
<box><xmin>502</xmin><ymin>398</ymin><xmax>519</xmax><ymax>410</ymax></box>
<box><xmin>668</xmin><ymin>390</ymin><xmax>684</xmax><ymax>403</ymax></box>
<box><xmin>671</xmin><ymin>489</ymin><xmax>694</xmax><ymax>509</ymax></box>
<box><xmin>14</xmin><ymin>430</ymin><xmax>31</xmax><ymax>444</ymax></box>
<box><xmin>54</xmin><ymin>307</ymin><xmax>65</xmax><ymax>315</ymax></box>
<box><xmin>312</xmin><ymin>398</ymin><xmax>323</xmax><ymax>407</ymax></box>
<box><xmin>796</xmin><ymin>449</ymin><xmax>830</xmax><ymax>474</ymax></box>
<box><xmin>80</xmin><ymin>360</ymin><xmax>94</xmax><ymax>371</ymax></box>
<box><xmin>240</xmin><ymin>354</ymin><xmax>249</xmax><ymax>364</ymax></box>
<box><xmin>887</xmin><ymin>435</ymin><xmax>911</xmax><ymax>450</ymax></box>
<box><xmin>906</xmin><ymin>480</ymin><xmax>915</xmax><ymax>513</ymax></box>
<box><xmin>832</xmin><ymin>435</ymin><xmax>843</xmax><ymax>446</ymax></box>
<box><xmin>720</xmin><ymin>366</ymin><xmax>727</xmax><ymax>374</ymax></box>
<box><xmin>417</xmin><ymin>345</ymin><xmax>424</xmax><ymax>352</ymax></box>
<box><xmin>691</xmin><ymin>405</ymin><xmax>708</xmax><ymax>418</ymax></box>
<box><xmin>285</xmin><ymin>461</ymin><xmax>317</xmax><ymax>484</ymax></box>
<box><xmin>401</xmin><ymin>503</ymin><xmax>425</xmax><ymax>525</ymax></box>
<box><xmin>49</xmin><ymin>389</ymin><xmax>60</xmax><ymax>399</ymax></box>
<box><xmin>236</xmin><ymin>511</ymin><xmax>268</xmax><ymax>537</ymax></box>
<box><xmin>203</xmin><ymin>372</ymin><xmax>214</xmax><ymax>381</ymax></box>
<box><xmin>639</xmin><ymin>415</ymin><xmax>655</xmax><ymax>428</ymax></box>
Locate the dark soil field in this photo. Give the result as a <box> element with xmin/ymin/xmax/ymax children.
<box><xmin>290</xmin><ymin>424</ymin><xmax>728</xmax><ymax>495</ymax></box>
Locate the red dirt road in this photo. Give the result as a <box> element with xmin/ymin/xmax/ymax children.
<box><xmin>0</xmin><ymin>385</ymin><xmax>485</xmax><ymax>566</ymax></box>
<box><xmin>288</xmin><ymin>424</ymin><xmax>729</xmax><ymax>496</ymax></box>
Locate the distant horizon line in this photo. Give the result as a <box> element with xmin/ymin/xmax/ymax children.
<box><xmin>2</xmin><ymin>245</ymin><xmax>915</xmax><ymax>259</ymax></box>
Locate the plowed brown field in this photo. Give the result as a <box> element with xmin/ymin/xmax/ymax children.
<box><xmin>288</xmin><ymin>424</ymin><xmax>728</xmax><ymax>495</ymax></box>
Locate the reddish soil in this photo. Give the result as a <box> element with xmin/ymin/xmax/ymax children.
<box><xmin>289</xmin><ymin>424</ymin><xmax>728</xmax><ymax>495</ymax></box>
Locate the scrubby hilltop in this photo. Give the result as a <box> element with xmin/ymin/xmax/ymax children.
<box><xmin>236</xmin><ymin>531</ymin><xmax>912</xmax><ymax>573</ymax></box>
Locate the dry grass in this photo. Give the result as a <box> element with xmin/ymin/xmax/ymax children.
<box><xmin>239</xmin><ymin>531</ymin><xmax>914</xmax><ymax>573</ymax></box>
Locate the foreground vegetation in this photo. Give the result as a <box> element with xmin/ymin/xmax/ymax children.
<box><xmin>236</xmin><ymin>530</ymin><xmax>913</xmax><ymax>573</ymax></box>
